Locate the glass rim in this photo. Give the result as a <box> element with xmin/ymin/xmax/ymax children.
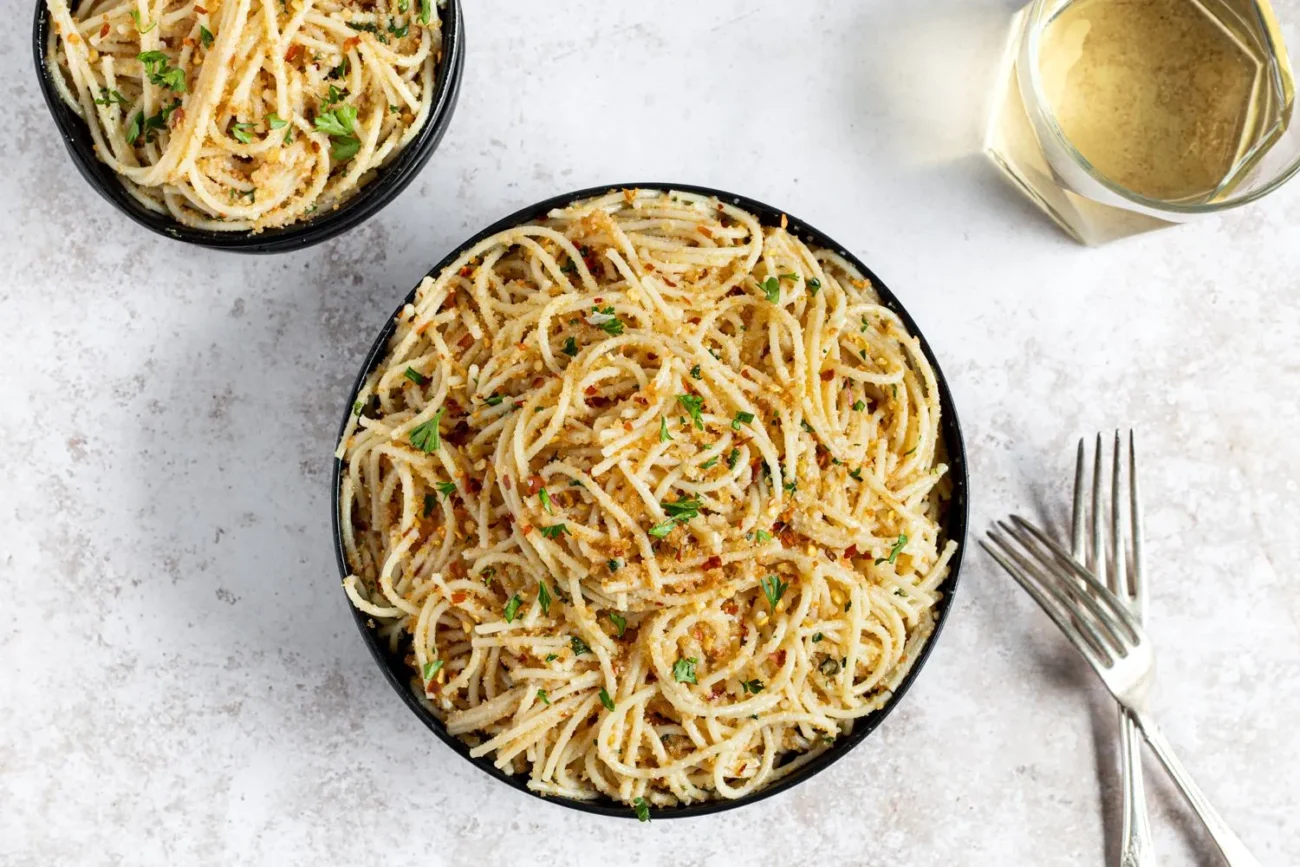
<box><xmin>1022</xmin><ymin>0</ymin><xmax>1300</xmax><ymax>215</ymax></box>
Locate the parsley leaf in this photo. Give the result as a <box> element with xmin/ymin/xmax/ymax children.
<box><xmin>762</xmin><ymin>276</ymin><xmax>780</xmax><ymax>303</ymax></box>
<box><xmin>661</xmin><ymin>496</ymin><xmax>701</xmax><ymax>521</ymax></box>
<box><xmin>852</xmin><ymin>399</ymin><xmax>866</xmax><ymax>412</ymax></box>
<box><xmin>229</xmin><ymin>122</ymin><xmax>255</xmax><ymax>143</ymax></box>
<box><xmin>754</xmin><ymin>529</ymin><xmax>772</xmax><ymax>544</ymax></box>
<box><xmin>659</xmin><ymin>416</ymin><xmax>672</xmax><ymax>443</ymax></box>
<box><xmin>422</xmin><ymin>493</ymin><xmax>435</xmax><ymax>517</ymax></box>
<box><xmin>586</xmin><ymin>305</ymin><xmax>624</xmax><ymax>335</ymax></box>
<box><xmin>435</xmin><ymin>481</ymin><xmax>456</xmax><ymax>497</ymax></box>
<box><xmin>538</xmin><ymin>582</ymin><xmax>552</xmax><ymax>615</ymax></box>
<box><xmin>648</xmin><ymin>520</ymin><xmax>677</xmax><ymax>539</ymax></box>
<box><xmin>848</xmin><ymin>467</ymin><xmax>863</xmax><ymax>481</ymax></box>
<box><xmin>484</xmin><ymin>393</ymin><xmax>505</xmax><ymax>406</ymax></box>
<box><xmin>607</xmin><ymin>559</ymin><xmax>620</xmax><ymax>573</ymax></box>
<box><xmin>137</xmin><ymin>51</ymin><xmax>185</xmax><ymax>92</ymax></box>
<box><xmin>409</xmin><ymin>408</ymin><xmax>442</xmax><ymax>452</ymax></box>
<box><xmin>677</xmin><ymin>394</ymin><xmax>705</xmax><ymax>430</ymax></box>
<box><xmin>760</xmin><ymin>574</ymin><xmax>789</xmax><ymax>611</ymax></box>
<box><xmin>598</xmin><ymin>688</ymin><xmax>615</xmax><ymax>711</ymax></box>
<box><xmin>875</xmin><ymin>534</ymin><xmax>908</xmax><ymax>566</ymax></box>
<box><xmin>699</xmin><ymin>456</ymin><xmax>718</xmax><ymax>469</ymax></box>
<box><xmin>672</xmin><ymin>657</ymin><xmax>698</xmax><ymax>684</ymax></box>
<box><xmin>609</xmin><ymin>612</ymin><xmax>627</xmax><ymax>638</ymax></box>
<box><xmin>503</xmin><ymin>594</ymin><xmax>522</xmax><ymax>623</ymax></box>
<box><xmin>570</xmin><ymin>635</ymin><xmax>591</xmax><ymax>655</ymax></box>
<box><xmin>690</xmin><ymin>364</ymin><xmax>702</xmax><ymax>379</ymax></box>
<box><xmin>129</xmin><ymin>9</ymin><xmax>157</xmax><ymax>33</ymax></box>
<box><xmin>421</xmin><ymin>659</ymin><xmax>443</xmax><ymax>680</ymax></box>
<box><xmin>199</xmin><ymin>25</ymin><xmax>214</xmax><ymax>47</ymax></box>
<box><xmin>403</xmin><ymin>366</ymin><xmax>426</xmax><ymax>385</ymax></box>
<box><xmin>538</xmin><ymin>487</ymin><xmax>554</xmax><ymax>514</ymax></box>
<box><xmin>632</xmin><ymin>797</ymin><xmax>651</xmax><ymax>822</ymax></box>
<box><xmin>388</xmin><ymin>19</ymin><xmax>410</xmax><ymax>38</ymax></box>
<box><xmin>731</xmin><ymin>411</ymin><xmax>755</xmax><ymax>431</ymax></box>
<box><xmin>266</xmin><ymin>112</ymin><xmax>287</xmax><ymax>129</ymax></box>
<box><xmin>741</xmin><ymin>679</ymin><xmax>764</xmax><ymax>694</ymax></box>
<box><xmin>93</xmin><ymin>88</ymin><xmax>127</xmax><ymax>106</ymax></box>
<box><xmin>727</xmin><ymin>448</ymin><xmax>741</xmax><ymax>470</ymax></box>
<box><xmin>544</xmin><ymin>653</ymin><xmax>557</xmax><ymax>662</ymax></box>
<box><xmin>539</xmin><ymin>523</ymin><xmax>567</xmax><ymax>539</ymax></box>
<box><xmin>562</xmin><ymin>336</ymin><xmax>578</xmax><ymax>356</ymax></box>
<box><xmin>808</xmin><ymin>277</ymin><xmax>822</xmax><ymax>294</ymax></box>
<box><xmin>811</xmin><ymin>632</ymin><xmax>824</xmax><ymax>643</ymax></box>
<box><xmin>419</xmin><ymin>0</ymin><xmax>432</xmax><ymax>24</ymax></box>
<box><xmin>537</xmin><ymin>688</ymin><xmax>550</xmax><ymax>705</ymax></box>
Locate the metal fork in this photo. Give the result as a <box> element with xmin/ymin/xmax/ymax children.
<box><xmin>983</xmin><ymin>516</ymin><xmax>1261</xmax><ymax>867</ymax></box>
<box><xmin>1073</xmin><ymin>433</ymin><xmax>1155</xmax><ymax>867</ymax></box>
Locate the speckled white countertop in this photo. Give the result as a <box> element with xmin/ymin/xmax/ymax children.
<box><xmin>4</xmin><ymin>1</ymin><xmax>1298</xmax><ymax>864</ymax></box>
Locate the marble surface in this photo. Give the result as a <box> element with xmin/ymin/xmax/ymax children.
<box><xmin>4</xmin><ymin>0</ymin><xmax>1299</xmax><ymax>864</ymax></box>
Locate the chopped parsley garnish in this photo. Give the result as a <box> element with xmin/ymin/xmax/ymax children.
<box><xmin>848</xmin><ymin>467</ymin><xmax>863</xmax><ymax>481</ymax></box>
<box><xmin>760</xmin><ymin>574</ymin><xmax>789</xmax><ymax>611</ymax></box>
<box><xmin>266</xmin><ymin>113</ymin><xmax>287</xmax><ymax>129</ymax></box>
<box><xmin>315</xmin><ymin>104</ymin><xmax>360</xmax><ymax>161</ymax></box>
<box><xmin>860</xmin><ymin>315</ymin><xmax>870</xmax><ymax>334</ymax></box>
<box><xmin>326</xmin><ymin>58</ymin><xmax>350</xmax><ymax>80</ymax></box>
<box><xmin>662</xmin><ymin>496</ymin><xmax>701</xmax><ymax>521</ymax></box>
<box><xmin>800</xmin><ymin>419</ymin><xmax>814</xmax><ymax>434</ymax></box>
<box><xmin>199</xmin><ymin>25</ymin><xmax>214</xmax><ymax>47</ymax></box>
<box><xmin>779</xmin><ymin>272</ymin><xmax>799</xmax><ymax>281</ymax></box>
<box><xmin>562</xmin><ymin>336</ymin><xmax>579</xmax><ymax>356</ymax></box>
<box><xmin>632</xmin><ymin>797</ymin><xmax>651</xmax><ymax>822</ymax></box>
<box><xmin>811</xmin><ymin>632</ymin><xmax>824</xmax><ymax>643</ymax></box>
<box><xmin>137</xmin><ymin>51</ymin><xmax>185</xmax><ymax>92</ymax></box>
<box><xmin>419</xmin><ymin>0</ymin><xmax>432</xmax><ymax>24</ymax></box>
<box><xmin>126</xmin><ymin>98</ymin><xmax>182</xmax><ymax>144</ymax></box>
<box><xmin>569</xmin><ymin>480</ymin><xmax>584</xmax><ymax>488</ymax></box>
<box><xmin>904</xmin><ymin>445</ymin><xmax>917</xmax><ymax>456</ymax></box>
<box><xmin>93</xmin><ymin>88</ymin><xmax>127</xmax><ymax>106</ymax></box>
<box><xmin>731</xmin><ymin>411</ymin><xmax>755</xmax><ymax>431</ymax></box>
<box><xmin>587</xmin><ymin>305</ymin><xmax>624</xmax><ymax>335</ymax></box>
<box><xmin>676</xmin><ymin>394</ymin><xmax>705</xmax><ymax>430</ymax></box>
<box><xmin>403</xmin><ymin>366</ymin><xmax>427</xmax><ymax>385</ymax></box>
<box><xmin>892</xmin><ymin>384</ymin><xmax>898</xmax><ymax>399</ymax></box>
<box><xmin>648</xmin><ymin>520</ymin><xmax>678</xmax><ymax>539</ymax></box>
<box><xmin>699</xmin><ymin>456</ymin><xmax>718</xmax><ymax>469</ymax></box>
<box><xmin>538</xmin><ymin>582</ymin><xmax>552</xmax><ymax>615</ymax></box>
<box><xmin>609</xmin><ymin>612</ymin><xmax>627</xmax><ymax>638</ymax></box>
<box><xmin>607</xmin><ymin>559</ymin><xmax>621</xmax><ymax>573</ymax></box>
<box><xmin>672</xmin><ymin>657</ymin><xmax>698</xmax><ymax>684</ymax></box>
<box><xmin>659</xmin><ymin>416</ymin><xmax>672</xmax><ymax>443</ymax></box>
<box><xmin>726</xmin><ymin>448</ymin><xmax>741</xmax><ymax>470</ymax></box>
<box><xmin>598</xmin><ymin>688</ymin><xmax>615</xmax><ymax>711</ymax></box>
<box><xmin>538</xmin><ymin>487</ymin><xmax>553</xmax><ymax>514</ymax></box>
<box><xmin>346</xmin><ymin>21</ymin><xmax>389</xmax><ymax>43</ymax></box>
<box><xmin>875</xmin><ymin>533</ymin><xmax>908</xmax><ymax>566</ymax></box>
<box><xmin>808</xmin><ymin>277</ymin><xmax>822</xmax><ymax>294</ymax></box>
<box><xmin>422</xmin><ymin>494</ymin><xmax>436</xmax><ymax>517</ymax></box>
<box><xmin>484</xmin><ymin>393</ymin><xmax>505</xmax><ymax>406</ymax></box>
<box><xmin>761</xmin><ymin>276</ymin><xmax>780</xmax><ymax>303</ymax></box>
<box><xmin>422</xmin><ymin>659</ymin><xmax>443</xmax><ymax>680</ymax></box>
<box><xmin>852</xmin><ymin>399</ymin><xmax>866</xmax><ymax>412</ymax></box>
<box><xmin>481</xmin><ymin>567</ymin><xmax>495</xmax><ymax>585</ymax></box>
<box><xmin>754</xmin><ymin>529</ymin><xmax>772</xmax><ymax>544</ymax></box>
<box><xmin>690</xmin><ymin>364</ymin><xmax>702</xmax><ymax>379</ymax></box>
<box><xmin>129</xmin><ymin>9</ymin><xmax>157</xmax><ymax>32</ymax></box>
<box><xmin>539</xmin><ymin>523</ymin><xmax>567</xmax><ymax>539</ymax></box>
<box><xmin>536</xmin><ymin>689</ymin><xmax>550</xmax><ymax>706</ymax></box>
<box><xmin>435</xmin><ymin>481</ymin><xmax>456</xmax><ymax>497</ymax></box>
<box><xmin>783</xmin><ymin>481</ymin><xmax>797</xmax><ymax>493</ymax></box>
<box><xmin>352</xmin><ymin>400</ymin><xmax>364</xmax><ymax>417</ymax></box>
<box><xmin>545</xmin><ymin>653</ymin><xmax>558</xmax><ymax>662</ymax></box>
<box><xmin>503</xmin><ymin>594</ymin><xmax>522</xmax><ymax>623</ymax></box>
<box><xmin>408</xmin><ymin>408</ymin><xmax>442</xmax><ymax>452</ymax></box>
<box><xmin>740</xmin><ymin>679</ymin><xmax>764</xmax><ymax>694</ymax></box>
<box><xmin>570</xmin><ymin>636</ymin><xmax>591</xmax><ymax>655</ymax></box>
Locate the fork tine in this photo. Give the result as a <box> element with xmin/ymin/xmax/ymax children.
<box><xmin>1007</xmin><ymin>515</ymin><xmax>1144</xmax><ymax>644</ymax></box>
<box><xmin>1091</xmin><ymin>432</ymin><xmax>1104</xmax><ymax>582</ymax></box>
<box><xmin>1071</xmin><ymin>439</ymin><xmax>1085</xmax><ymax>559</ymax></box>
<box><xmin>999</xmin><ymin>519</ymin><xmax>1130</xmax><ymax>655</ymax></box>
<box><xmin>1111</xmin><ymin>430</ymin><xmax>1128</xmax><ymax>600</ymax></box>
<box><xmin>981</xmin><ymin>536</ymin><xmax>1111</xmax><ymax>672</ymax></box>
<box><xmin>1129</xmin><ymin>430</ymin><xmax>1148</xmax><ymax>615</ymax></box>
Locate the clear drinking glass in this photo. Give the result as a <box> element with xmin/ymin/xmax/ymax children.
<box><xmin>985</xmin><ymin>0</ymin><xmax>1300</xmax><ymax>244</ymax></box>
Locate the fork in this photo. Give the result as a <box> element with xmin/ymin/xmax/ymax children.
<box><xmin>1072</xmin><ymin>433</ymin><xmax>1155</xmax><ymax>867</ymax></box>
<box><xmin>983</xmin><ymin>516</ymin><xmax>1261</xmax><ymax>867</ymax></box>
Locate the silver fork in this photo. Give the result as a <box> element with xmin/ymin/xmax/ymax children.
<box><xmin>983</xmin><ymin>516</ymin><xmax>1261</xmax><ymax>867</ymax></box>
<box><xmin>1073</xmin><ymin>433</ymin><xmax>1155</xmax><ymax>867</ymax></box>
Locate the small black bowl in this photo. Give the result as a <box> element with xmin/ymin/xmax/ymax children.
<box><xmin>31</xmin><ymin>0</ymin><xmax>464</xmax><ymax>253</ymax></box>
<box><xmin>331</xmin><ymin>183</ymin><xmax>970</xmax><ymax>818</ymax></box>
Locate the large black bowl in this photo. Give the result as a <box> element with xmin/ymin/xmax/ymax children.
<box><xmin>31</xmin><ymin>0</ymin><xmax>464</xmax><ymax>253</ymax></box>
<box><xmin>331</xmin><ymin>183</ymin><xmax>970</xmax><ymax>818</ymax></box>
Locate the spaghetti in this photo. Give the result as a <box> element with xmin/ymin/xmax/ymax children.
<box><xmin>44</xmin><ymin>0</ymin><xmax>441</xmax><ymax>231</ymax></box>
<box><xmin>337</xmin><ymin>190</ymin><xmax>957</xmax><ymax>811</ymax></box>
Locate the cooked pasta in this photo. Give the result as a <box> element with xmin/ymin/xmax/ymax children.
<box><xmin>44</xmin><ymin>0</ymin><xmax>441</xmax><ymax>231</ymax></box>
<box><xmin>336</xmin><ymin>189</ymin><xmax>957</xmax><ymax>811</ymax></box>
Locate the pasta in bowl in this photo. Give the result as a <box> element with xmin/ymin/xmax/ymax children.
<box><xmin>333</xmin><ymin>185</ymin><xmax>968</xmax><ymax>818</ymax></box>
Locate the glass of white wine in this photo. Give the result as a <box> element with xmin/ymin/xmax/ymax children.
<box><xmin>986</xmin><ymin>0</ymin><xmax>1299</xmax><ymax>244</ymax></box>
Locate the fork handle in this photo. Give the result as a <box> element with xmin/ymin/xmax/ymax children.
<box><xmin>1132</xmin><ymin>711</ymin><xmax>1260</xmax><ymax>867</ymax></box>
<box><xmin>1118</xmin><ymin>708</ymin><xmax>1157</xmax><ymax>867</ymax></box>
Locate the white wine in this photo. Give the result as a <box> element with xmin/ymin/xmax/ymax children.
<box><xmin>985</xmin><ymin>0</ymin><xmax>1295</xmax><ymax>243</ymax></box>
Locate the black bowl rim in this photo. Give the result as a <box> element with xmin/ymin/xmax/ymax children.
<box><xmin>31</xmin><ymin>0</ymin><xmax>464</xmax><ymax>254</ymax></box>
<box><xmin>330</xmin><ymin>182</ymin><xmax>971</xmax><ymax>819</ymax></box>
